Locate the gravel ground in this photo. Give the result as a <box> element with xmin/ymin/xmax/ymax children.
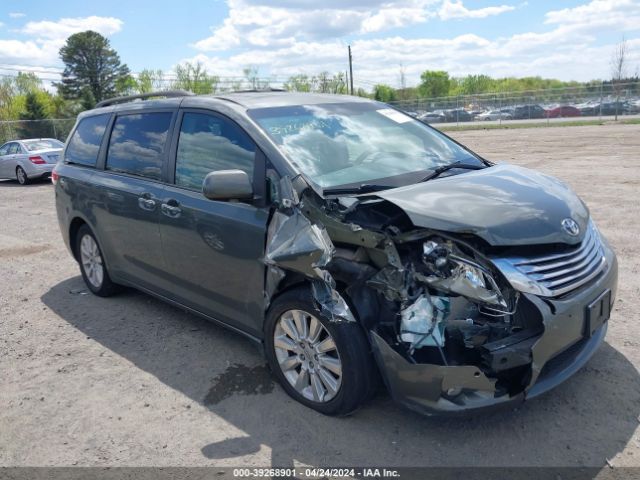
<box><xmin>1</xmin><ymin>124</ymin><xmax>639</xmax><ymax>468</ymax></box>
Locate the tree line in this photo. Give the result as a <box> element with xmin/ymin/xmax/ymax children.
<box><xmin>1</xmin><ymin>30</ymin><xmax>638</xmax><ymax>140</ymax></box>
<box><xmin>372</xmin><ymin>70</ymin><xmax>640</xmax><ymax>103</ymax></box>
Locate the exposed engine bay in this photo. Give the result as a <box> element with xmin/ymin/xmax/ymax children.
<box><xmin>263</xmin><ymin>175</ymin><xmax>554</xmax><ymax>404</ymax></box>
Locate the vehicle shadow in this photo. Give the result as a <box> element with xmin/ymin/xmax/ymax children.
<box><xmin>0</xmin><ymin>179</ymin><xmax>51</xmax><ymax>187</ymax></box>
<box><xmin>41</xmin><ymin>276</ymin><xmax>640</xmax><ymax>468</ymax></box>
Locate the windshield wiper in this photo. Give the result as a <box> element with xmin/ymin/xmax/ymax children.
<box><xmin>322</xmin><ymin>183</ymin><xmax>394</xmax><ymax>195</ymax></box>
<box><xmin>419</xmin><ymin>161</ymin><xmax>486</xmax><ymax>183</ymax></box>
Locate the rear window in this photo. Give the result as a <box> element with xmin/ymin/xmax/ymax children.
<box><xmin>24</xmin><ymin>139</ymin><xmax>63</xmax><ymax>151</ymax></box>
<box><xmin>106</xmin><ymin>112</ymin><xmax>172</xmax><ymax>181</ymax></box>
<box><xmin>65</xmin><ymin>115</ymin><xmax>110</xmax><ymax>167</ymax></box>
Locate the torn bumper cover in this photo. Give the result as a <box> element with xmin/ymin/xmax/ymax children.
<box><xmin>370</xmin><ymin>252</ymin><xmax>617</xmax><ymax>415</ymax></box>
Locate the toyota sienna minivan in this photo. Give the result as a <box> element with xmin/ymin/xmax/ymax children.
<box><xmin>54</xmin><ymin>91</ymin><xmax>617</xmax><ymax>416</ymax></box>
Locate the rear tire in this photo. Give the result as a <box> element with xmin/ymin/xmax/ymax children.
<box><xmin>76</xmin><ymin>225</ymin><xmax>119</xmax><ymax>297</ymax></box>
<box><xmin>264</xmin><ymin>286</ymin><xmax>376</xmax><ymax>416</ymax></box>
<box><xmin>16</xmin><ymin>166</ymin><xmax>29</xmax><ymax>185</ymax></box>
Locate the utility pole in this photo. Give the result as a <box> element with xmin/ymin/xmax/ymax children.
<box><xmin>348</xmin><ymin>45</ymin><xmax>354</xmax><ymax>95</ymax></box>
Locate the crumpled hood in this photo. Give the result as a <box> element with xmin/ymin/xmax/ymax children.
<box><xmin>377</xmin><ymin>164</ymin><xmax>589</xmax><ymax>246</ymax></box>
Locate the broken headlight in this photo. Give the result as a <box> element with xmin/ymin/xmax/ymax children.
<box><xmin>419</xmin><ymin>238</ymin><xmax>508</xmax><ymax>309</ymax></box>
<box><xmin>399</xmin><ymin>236</ymin><xmax>519</xmax><ymax>362</ymax></box>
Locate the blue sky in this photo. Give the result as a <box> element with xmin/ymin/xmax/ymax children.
<box><xmin>1</xmin><ymin>0</ymin><xmax>639</xmax><ymax>89</ymax></box>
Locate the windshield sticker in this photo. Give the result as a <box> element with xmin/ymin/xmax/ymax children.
<box><xmin>377</xmin><ymin>108</ymin><xmax>411</xmax><ymax>124</ymax></box>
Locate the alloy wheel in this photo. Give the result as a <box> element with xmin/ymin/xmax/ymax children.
<box><xmin>16</xmin><ymin>167</ymin><xmax>26</xmax><ymax>185</ymax></box>
<box><xmin>80</xmin><ymin>234</ymin><xmax>104</xmax><ymax>288</ymax></box>
<box><xmin>273</xmin><ymin>309</ymin><xmax>342</xmax><ymax>403</ymax></box>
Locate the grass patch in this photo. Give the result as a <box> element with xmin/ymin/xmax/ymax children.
<box><xmin>439</xmin><ymin>118</ymin><xmax>638</xmax><ymax>132</ymax></box>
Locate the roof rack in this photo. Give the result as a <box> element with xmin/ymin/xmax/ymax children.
<box><xmin>227</xmin><ymin>88</ymin><xmax>287</xmax><ymax>93</ymax></box>
<box><xmin>95</xmin><ymin>90</ymin><xmax>194</xmax><ymax>108</ymax></box>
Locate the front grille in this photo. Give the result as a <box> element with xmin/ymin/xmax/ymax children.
<box><xmin>494</xmin><ymin>223</ymin><xmax>607</xmax><ymax>298</ymax></box>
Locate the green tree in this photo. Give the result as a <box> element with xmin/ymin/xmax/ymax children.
<box><xmin>136</xmin><ymin>69</ymin><xmax>165</xmax><ymax>93</ymax></box>
<box><xmin>80</xmin><ymin>87</ymin><xmax>96</xmax><ymax>110</ymax></box>
<box><xmin>285</xmin><ymin>74</ymin><xmax>313</xmax><ymax>92</ymax></box>
<box><xmin>18</xmin><ymin>92</ymin><xmax>51</xmax><ymax>138</ymax></box>
<box><xmin>58</xmin><ymin>31</ymin><xmax>130</xmax><ymax>103</ymax></box>
<box><xmin>418</xmin><ymin>70</ymin><xmax>450</xmax><ymax>98</ymax></box>
<box><xmin>455</xmin><ymin>74</ymin><xmax>496</xmax><ymax>95</ymax></box>
<box><xmin>315</xmin><ymin>72</ymin><xmax>347</xmax><ymax>94</ymax></box>
<box><xmin>173</xmin><ymin>61</ymin><xmax>219</xmax><ymax>94</ymax></box>
<box><xmin>14</xmin><ymin>72</ymin><xmax>42</xmax><ymax>95</ymax></box>
<box><xmin>373</xmin><ymin>84</ymin><xmax>397</xmax><ymax>102</ymax></box>
<box><xmin>115</xmin><ymin>74</ymin><xmax>138</xmax><ymax>96</ymax></box>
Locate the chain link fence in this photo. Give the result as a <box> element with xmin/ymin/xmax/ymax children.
<box><xmin>389</xmin><ymin>81</ymin><xmax>640</xmax><ymax>124</ymax></box>
<box><xmin>2</xmin><ymin>81</ymin><xmax>639</xmax><ymax>144</ymax></box>
<box><xmin>0</xmin><ymin>118</ymin><xmax>76</xmax><ymax>145</ymax></box>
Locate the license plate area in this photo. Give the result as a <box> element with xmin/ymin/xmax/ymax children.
<box><xmin>585</xmin><ymin>289</ymin><xmax>611</xmax><ymax>337</ymax></box>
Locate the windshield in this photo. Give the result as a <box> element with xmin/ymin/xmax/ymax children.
<box><xmin>248</xmin><ymin>102</ymin><xmax>483</xmax><ymax>189</ymax></box>
<box><xmin>23</xmin><ymin>139</ymin><xmax>64</xmax><ymax>151</ymax></box>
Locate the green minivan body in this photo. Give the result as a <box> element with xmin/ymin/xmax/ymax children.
<box><xmin>54</xmin><ymin>91</ymin><xmax>617</xmax><ymax>416</ymax></box>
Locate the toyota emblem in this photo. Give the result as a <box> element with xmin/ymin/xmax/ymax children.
<box><xmin>561</xmin><ymin>218</ymin><xmax>580</xmax><ymax>236</ymax></box>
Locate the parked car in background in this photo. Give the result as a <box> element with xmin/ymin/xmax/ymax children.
<box><xmin>578</xmin><ymin>100</ymin><xmax>637</xmax><ymax>116</ymax></box>
<box><xmin>545</xmin><ymin>106</ymin><xmax>581</xmax><ymax>118</ymax></box>
<box><xmin>417</xmin><ymin>111</ymin><xmax>446</xmax><ymax>124</ymax></box>
<box><xmin>441</xmin><ymin>108</ymin><xmax>473</xmax><ymax>122</ymax></box>
<box><xmin>575</xmin><ymin>101</ymin><xmax>601</xmax><ymax>116</ymax></box>
<box><xmin>0</xmin><ymin>138</ymin><xmax>63</xmax><ymax>185</ymax></box>
<box><xmin>511</xmin><ymin>104</ymin><xmax>547</xmax><ymax>120</ymax></box>
<box><xmin>599</xmin><ymin>101</ymin><xmax>634</xmax><ymax>116</ymax></box>
<box><xmin>475</xmin><ymin>110</ymin><xmax>513</xmax><ymax>121</ymax></box>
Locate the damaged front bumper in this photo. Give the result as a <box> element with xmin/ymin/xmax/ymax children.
<box><xmin>370</xmin><ymin>250</ymin><xmax>618</xmax><ymax>416</ymax></box>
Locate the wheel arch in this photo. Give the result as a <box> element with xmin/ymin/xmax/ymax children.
<box><xmin>68</xmin><ymin>217</ymin><xmax>88</xmax><ymax>262</ymax></box>
<box><xmin>266</xmin><ymin>272</ymin><xmax>374</xmax><ymax>335</ymax></box>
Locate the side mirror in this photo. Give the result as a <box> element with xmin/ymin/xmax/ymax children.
<box><xmin>202</xmin><ymin>169</ymin><xmax>253</xmax><ymax>201</ymax></box>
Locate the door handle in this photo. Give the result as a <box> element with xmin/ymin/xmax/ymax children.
<box><xmin>138</xmin><ymin>196</ymin><xmax>156</xmax><ymax>211</ymax></box>
<box><xmin>161</xmin><ymin>200</ymin><xmax>181</xmax><ymax>218</ymax></box>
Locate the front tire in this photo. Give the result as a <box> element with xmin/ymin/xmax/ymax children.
<box><xmin>265</xmin><ymin>286</ymin><xmax>376</xmax><ymax>416</ymax></box>
<box><xmin>16</xmin><ymin>166</ymin><xmax>29</xmax><ymax>185</ymax></box>
<box><xmin>76</xmin><ymin>225</ymin><xmax>119</xmax><ymax>297</ymax></box>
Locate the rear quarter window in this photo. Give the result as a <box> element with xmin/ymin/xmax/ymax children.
<box><xmin>65</xmin><ymin>114</ymin><xmax>110</xmax><ymax>167</ymax></box>
<box><xmin>106</xmin><ymin>112</ymin><xmax>172</xmax><ymax>181</ymax></box>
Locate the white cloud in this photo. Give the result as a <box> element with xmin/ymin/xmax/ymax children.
<box><xmin>438</xmin><ymin>0</ymin><xmax>515</xmax><ymax>20</ymax></box>
<box><xmin>183</xmin><ymin>0</ymin><xmax>640</xmax><ymax>86</ymax></box>
<box><xmin>9</xmin><ymin>12</ymin><xmax>26</xmax><ymax>19</ymax></box>
<box><xmin>22</xmin><ymin>16</ymin><xmax>123</xmax><ymax>40</ymax></box>
<box><xmin>544</xmin><ymin>0</ymin><xmax>640</xmax><ymax>32</ymax></box>
<box><xmin>192</xmin><ymin>0</ymin><xmax>514</xmax><ymax>52</ymax></box>
<box><xmin>0</xmin><ymin>16</ymin><xmax>124</xmax><ymax>77</ymax></box>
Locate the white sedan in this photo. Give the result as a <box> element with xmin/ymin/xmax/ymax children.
<box><xmin>474</xmin><ymin>110</ymin><xmax>513</xmax><ymax>121</ymax></box>
<box><xmin>0</xmin><ymin>138</ymin><xmax>63</xmax><ymax>185</ymax></box>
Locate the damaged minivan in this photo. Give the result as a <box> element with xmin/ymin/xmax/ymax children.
<box><xmin>54</xmin><ymin>91</ymin><xmax>617</xmax><ymax>416</ymax></box>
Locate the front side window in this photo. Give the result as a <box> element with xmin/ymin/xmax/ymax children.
<box><xmin>175</xmin><ymin>112</ymin><xmax>255</xmax><ymax>190</ymax></box>
<box><xmin>248</xmin><ymin>102</ymin><xmax>482</xmax><ymax>189</ymax></box>
<box><xmin>106</xmin><ymin>112</ymin><xmax>172</xmax><ymax>180</ymax></box>
<box><xmin>65</xmin><ymin>114</ymin><xmax>110</xmax><ymax>167</ymax></box>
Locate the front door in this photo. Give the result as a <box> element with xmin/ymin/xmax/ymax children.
<box><xmin>0</xmin><ymin>143</ymin><xmax>12</xmax><ymax>178</ymax></box>
<box><xmin>159</xmin><ymin>110</ymin><xmax>269</xmax><ymax>336</ymax></box>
